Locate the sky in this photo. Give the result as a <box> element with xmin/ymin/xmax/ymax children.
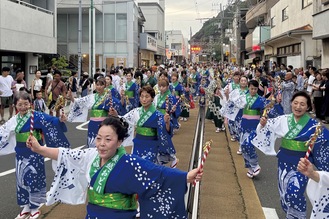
<box><xmin>165</xmin><ymin>0</ymin><xmax>228</xmax><ymax>39</ymax></box>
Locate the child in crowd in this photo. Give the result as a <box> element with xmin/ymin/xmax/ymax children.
<box><xmin>33</xmin><ymin>90</ymin><xmax>47</xmax><ymax>112</ymax></box>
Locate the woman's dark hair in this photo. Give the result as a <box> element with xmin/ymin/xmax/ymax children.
<box><xmin>105</xmin><ymin>75</ymin><xmax>112</xmax><ymax>81</ymax></box>
<box><xmin>181</xmin><ymin>70</ymin><xmax>187</xmax><ymax>77</ymax></box>
<box><xmin>99</xmin><ymin>116</ymin><xmax>129</xmax><ymax>141</ymax></box>
<box><xmin>158</xmin><ymin>78</ymin><xmax>169</xmax><ymax>86</ymax></box>
<box><xmin>291</xmin><ymin>91</ymin><xmax>312</xmax><ymax>111</ymax></box>
<box><xmin>14</xmin><ymin>91</ymin><xmax>32</xmax><ymax>105</ymax></box>
<box><xmin>96</xmin><ymin>76</ymin><xmax>106</xmax><ymax>86</ymax></box>
<box><xmin>139</xmin><ymin>85</ymin><xmax>155</xmax><ymax>98</ymax></box>
<box><xmin>304</xmin><ymin>71</ymin><xmax>310</xmax><ymax>78</ymax></box>
<box><xmin>248</xmin><ymin>79</ymin><xmax>259</xmax><ymax>88</ymax></box>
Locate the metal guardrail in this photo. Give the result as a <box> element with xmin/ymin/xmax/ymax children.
<box><xmin>8</xmin><ymin>0</ymin><xmax>54</xmax><ymax>15</ymax></box>
<box><xmin>185</xmin><ymin>105</ymin><xmax>206</xmax><ymax>219</ymax></box>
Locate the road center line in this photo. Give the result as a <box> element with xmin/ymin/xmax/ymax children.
<box><xmin>0</xmin><ymin>145</ymin><xmax>85</xmax><ymax>177</ymax></box>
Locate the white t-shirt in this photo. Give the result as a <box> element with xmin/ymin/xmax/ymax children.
<box><xmin>0</xmin><ymin>75</ymin><xmax>14</xmax><ymax>97</ymax></box>
<box><xmin>33</xmin><ymin>78</ymin><xmax>43</xmax><ymax>91</ymax></box>
<box><xmin>307</xmin><ymin>75</ymin><xmax>315</xmax><ymax>93</ymax></box>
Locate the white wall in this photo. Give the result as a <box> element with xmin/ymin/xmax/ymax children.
<box><xmin>0</xmin><ymin>0</ymin><xmax>56</xmax><ymax>53</ymax></box>
<box><xmin>271</xmin><ymin>0</ymin><xmax>313</xmax><ymax>38</ymax></box>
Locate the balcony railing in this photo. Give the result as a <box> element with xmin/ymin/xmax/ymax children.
<box><xmin>8</xmin><ymin>0</ymin><xmax>53</xmax><ymax>15</ymax></box>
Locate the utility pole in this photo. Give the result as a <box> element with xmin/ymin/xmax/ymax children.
<box><xmin>89</xmin><ymin>0</ymin><xmax>95</xmax><ymax>77</ymax></box>
<box><xmin>78</xmin><ymin>0</ymin><xmax>82</xmax><ymax>80</ymax></box>
<box><xmin>236</xmin><ymin>0</ymin><xmax>241</xmax><ymax>66</ymax></box>
<box><xmin>220</xmin><ymin>3</ymin><xmax>224</xmax><ymax>64</ymax></box>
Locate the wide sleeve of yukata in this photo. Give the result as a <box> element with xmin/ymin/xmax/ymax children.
<box><xmin>46</xmin><ymin>148</ymin><xmax>98</xmax><ymax>206</ymax></box>
<box><xmin>0</xmin><ymin>116</ymin><xmax>17</xmax><ymax>155</ymax></box>
<box><xmin>306</xmin><ymin>171</ymin><xmax>329</xmax><ymax>219</ymax></box>
<box><xmin>121</xmin><ymin>108</ymin><xmax>139</xmax><ymax>147</ymax></box>
<box><xmin>252</xmin><ymin>115</ymin><xmax>287</xmax><ymax>155</ymax></box>
<box><xmin>312</xmin><ymin>127</ymin><xmax>329</xmax><ymax>172</ymax></box>
<box><xmin>220</xmin><ymin>89</ymin><xmax>246</xmax><ymax>121</ymax></box>
<box><xmin>112</xmin><ymin>155</ymin><xmax>188</xmax><ymax>218</ymax></box>
<box><xmin>68</xmin><ymin>94</ymin><xmax>95</xmax><ymax>122</ymax></box>
<box><xmin>34</xmin><ymin>111</ymin><xmax>70</xmax><ymax>148</ymax></box>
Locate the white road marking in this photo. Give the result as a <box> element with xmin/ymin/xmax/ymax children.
<box><xmin>76</xmin><ymin>121</ymin><xmax>89</xmax><ymax>130</ymax></box>
<box><xmin>263</xmin><ymin>207</ymin><xmax>279</xmax><ymax>219</ymax></box>
<box><xmin>0</xmin><ymin>145</ymin><xmax>85</xmax><ymax>177</ymax></box>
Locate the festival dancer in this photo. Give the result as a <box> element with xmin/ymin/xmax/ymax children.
<box><xmin>238</xmin><ymin>80</ymin><xmax>282</xmax><ymax>179</ymax></box>
<box><xmin>252</xmin><ymin>91</ymin><xmax>329</xmax><ymax>219</ymax></box>
<box><xmin>109</xmin><ymin>86</ymin><xmax>173</xmax><ymax>165</ymax></box>
<box><xmin>68</xmin><ymin>77</ymin><xmax>125</xmax><ymax>148</ymax></box>
<box><xmin>105</xmin><ymin>75</ymin><xmax>121</xmax><ymax>100</ymax></box>
<box><xmin>180</xmin><ymin>70</ymin><xmax>191</xmax><ymax>122</ymax></box>
<box><xmin>0</xmin><ymin>92</ymin><xmax>69</xmax><ymax>219</ymax></box>
<box><xmin>27</xmin><ymin>116</ymin><xmax>203</xmax><ymax>219</ymax></box>
<box><xmin>124</xmin><ymin>72</ymin><xmax>139</xmax><ymax>110</ymax></box>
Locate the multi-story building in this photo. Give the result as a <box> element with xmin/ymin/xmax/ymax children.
<box><xmin>57</xmin><ymin>0</ymin><xmax>143</xmax><ymax>74</ymax></box>
<box><xmin>264</xmin><ymin>0</ymin><xmax>318</xmax><ymax>69</ymax></box>
<box><xmin>165</xmin><ymin>30</ymin><xmax>188</xmax><ymax>65</ymax></box>
<box><xmin>0</xmin><ymin>0</ymin><xmax>57</xmax><ymax>84</ymax></box>
<box><xmin>313</xmin><ymin>0</ymin><xmax>329</xmax><ymax>68</ymax></box>
<box><xmin>245</xmin><ymin>0</ymin><xmax>278</xmax><ymax>67</ymax></box>
<box><xmin>137</xmin><ymin>0</ymin><xmax>166</xmax><ymax>65</ymax></box>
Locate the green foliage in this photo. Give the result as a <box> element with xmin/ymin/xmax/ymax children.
<box><xmin>51</xmin><ymin>56</ymin><xmax>69</xmax><ymax>70</ymax></box>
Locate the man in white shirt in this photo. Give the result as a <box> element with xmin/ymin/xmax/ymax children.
<box><xmin>307</xmin><ymin>67</ymin><xmax>316</xmax><ymax>95</ymax></box>
<box><xmin>0</xmin><ymin>67</ymin><xmax>14</xmax><ymax>123</ymax></box>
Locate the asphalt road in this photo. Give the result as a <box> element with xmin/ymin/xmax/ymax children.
<box><xmin>0</xmin><ymin>122</ymin><xmax>87</xmax><ymax>219</ymax></box>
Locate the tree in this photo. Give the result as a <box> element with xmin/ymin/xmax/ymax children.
<box><xmin>51</xmin><ymin>56</ymin><xmax>69</xmax><ymax>70</ymax></box>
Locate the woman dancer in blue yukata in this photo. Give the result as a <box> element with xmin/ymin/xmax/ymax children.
<box><xmin>253</xmin><ymin>91</ymin><xmax>329</xmax><ymax>219</ymax></box>
<box><xmin>27</xmin><ymin>116</ymin><xmax>203</xmax><ymax>219</ymax></box>
<box><xmin>0</xmin><ymin>92</ymin><xmax>70</xmax><ymax>219</ymax></box>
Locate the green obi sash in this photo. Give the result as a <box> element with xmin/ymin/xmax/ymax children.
<box><xmin>136</xmin><ymin>126</ymin><xmax>157</xmax><ymax>136</ymax></box>
<box><xmin>281</xmin><ymin>138</ymin><xmax>307</xmax><ymax>152</ymax></box>
<box><xmin>90</xmin><ymin>109</ymin><xmax>108</xmax><ymax>117</ymax></box>
<box><xmin>88</xmin><ymin>190</ymin><xmax>137</xmax><ymax>210</ymax></box>
<box><xmin>16</xmin><ymin>131</ymin><xmax>41</xmax><ymax>142</ymax></box>
<box><xmin>174</xmin><ymin>91</ymin><xmax>179</xmax><ymax>96</ymax></box>
<box><xmin>125</xmin><ymin>91</ymin><xmax>134</xmax><ymax>98</ymax></box>
<box><xmin>157</xmin><ymin>108</ymin><xmax>166</xmax><ymax>115</ymax></box>
<box><xmin>243</xmin><ymin>108</ymin><xmax>260</xmax><ymax>116</ymax></box>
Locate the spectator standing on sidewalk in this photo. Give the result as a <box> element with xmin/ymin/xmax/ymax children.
<box><xmin>320</xmin><ymin>70</ymin><xmax>329</xmax><ymax>123</ymax></box>
<box><xmin>280</xmin><ymin>71</ymin><xmax>295</xmax><ymax>114</ymax></box>
<box><xmin>0</xmin><ymin>67</ymin><xmax>14</xmax><ymax>124</ymax></box>
<box><xmin>31</xmin><ymin>70</ymin><xmax>43</xmax><ymax>100</ymax></box>
<box><xmin>312</xmin><ymin>72</ymin><xmax>324</xmax><ymax>120</ymax></box>
<box><xmin>45</xmin><ymin>70</ymin><xmax>67</xmax><ymax>117</ymax></box>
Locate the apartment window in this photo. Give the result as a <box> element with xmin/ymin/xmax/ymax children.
<box><xmin>271</xmin><ymin>17</ymin><xmax>275</xmax><ymax>28</ymax></box>
<box><xmin>302</xmin><ymin>0</ymin><xmax>313</xmax><ymax>8</ymax></box>
<box><xmin>282</xmin><ymin>7</ymin><xmax>288</xmax><ymax>21</ymax></box>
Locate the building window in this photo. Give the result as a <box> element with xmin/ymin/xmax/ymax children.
<box><xmin>302</xmin><ymin>0</ymin><xmax>313</xmax><ymax>8</ymax></box>
<box><xmin>282</xmin><ymin>7</ymin><xmax>288</xmax><ymax>21</ymax></box>
<box><xmin>322</xmin><ymin>0</ymin><xmax>329</xmax><ymax>5</ymax></box>
<box><xmin>116</xmin><ymin>14</ymin><xmax>127</xmax><ymax>41</ymax></box>
<box><xmin>271</xmin><ymin>17</ymin><xmax>275</xmax><ymax>28</ymax></box>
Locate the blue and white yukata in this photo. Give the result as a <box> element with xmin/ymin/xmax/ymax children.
<box><xmin>0</xmin><ymin>111</ymin><xmax>69</xmax><ymax>210</ymax></box>
<box><xmin>224</xmin><ymin>82</ymin><xmax>240</xmax><ymax>140</ymax></box>
<box><xmin>252</xmin><ymin>114</ymin><xmax>329</xmax><ymax>219</ymax></box>
<box><xmin>68</xmin><ymin>93</ymin><xmax>125</xmax><ymax>148</ymax></box>
<box><xmin>125</xmin><ymin>81</ymin><xmax>139</xmax><ymax>110</ymax></box>
<box><xmin>154</xmin><ymin>90</ymin><xmax>181</xmax><ymax>130</ymax></box>
<box><xmin>238</xmin><ymin>94</ymin><xmax>282</xmax><ymax>173</ymax></box>
<box><xmin>121</xmin><ymin>104</ymin><xmax>174</xmax><ymax>165</ymax></box>
<box><xmin>45</xmin><ymin>147</ymin><xmax>189</xmax><ymax>219</ymax></box>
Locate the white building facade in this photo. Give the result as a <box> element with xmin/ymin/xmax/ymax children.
<box><xmin>165</xmin><ymin>30</ymin><xmax>188</xmax><ymax>65</ymax></box>
<box><xmin>57</xmin><ymin>0</ymin><xmax>141</xmax><ymax>73</ymax></box>
<box><xmin>137</xmin><ymin>0</ymin><xmax>165</xmax><ymax>65</ymax></box>
<box><xmin>0</xmin><ymin>0</ymin><xmax>57</xmax><ymax>84</ymax></box>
